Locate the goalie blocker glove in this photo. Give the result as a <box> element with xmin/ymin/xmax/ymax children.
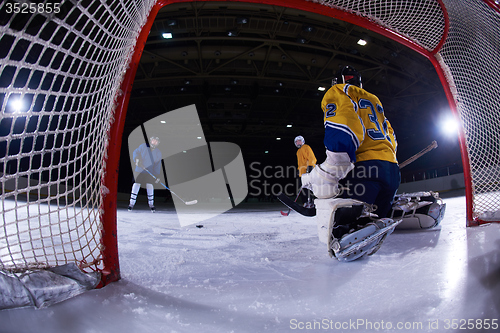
<box><xmin>301</xmin><ymin>150</ymin><xmax>354</xmax><ymax>198</ymax></box>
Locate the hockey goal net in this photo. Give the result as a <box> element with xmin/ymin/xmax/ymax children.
<box><xmin>0</xmin><ymin>0</ymin><xmax>158</xmax><ymax>288</ymax></box>
<box><xmin>0</xmin><ymin>0</ymin><xmax>498</xmax><ymax>293</ymax></box>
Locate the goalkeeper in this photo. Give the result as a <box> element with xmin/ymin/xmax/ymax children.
<box><xmin>301</xmin><ymin>66</ymin><xmax>400</xmax><ymax>260</ymax></box>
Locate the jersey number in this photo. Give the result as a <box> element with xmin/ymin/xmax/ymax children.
<box><xmin>358</xmin><ymin>99</ymin><xmax>392</xmax><ymax>144</ymax></box>
<box><xmin>325</xmin><ymin>103</ymin><xmax>337</xmax><ymax>118</ymax></box>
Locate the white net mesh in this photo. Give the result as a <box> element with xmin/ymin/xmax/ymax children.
<box><xmin>0</xmin><ymin>0</ymin><xmax>156</xmax><ymax>272</ymax></box>
<box><xmin>315</xmin><ymin>0</ymin><xmax>500</xmax><ymax>224</ymax></box>
<box><xmin>438</xmin><ymin>0</ymin><xmax>500</xmax><ymax>221</ymax></box>
<box><xmin>1</xmin><ymin>0</ymin><xmax>499</xmax><ymax>276</ymax></box>
<box><xmin>311</xmin><ymin>0</ymin><xmax>446</xmax><ymax>51</ymax></box>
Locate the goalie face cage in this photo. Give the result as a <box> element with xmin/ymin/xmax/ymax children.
<box><xmin>0</xmin><ymin>0</ymin><xmax>498</xmax><ymax>285</ymax></box>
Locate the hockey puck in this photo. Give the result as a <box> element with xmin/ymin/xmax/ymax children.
<box><xmin>196</xmin><ymin>225</ymin><xmax>204</xmax><ymax>228</ymax></box>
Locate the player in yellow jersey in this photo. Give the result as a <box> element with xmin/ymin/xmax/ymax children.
<box><xmin>302</xmin><ymin>65</ymin><xmax>399</xmax><ymax>217</ymax></box>
<box><xmin>294</xmin><ymin>135</ymin><xmax>317</xmax><ymax>208</ymax></box>
<box><xmin>301</xmin><ymin>66</ymin><xmax>401</xmax><ymax>261</ymax></box>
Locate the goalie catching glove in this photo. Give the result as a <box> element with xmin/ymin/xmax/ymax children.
<box><xmin>301</xmin><ymin>150</ymin><xmax>354</xmax><ymax>198</ymax></box>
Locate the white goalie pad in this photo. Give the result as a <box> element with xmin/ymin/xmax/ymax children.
<box><xmin>0</xmin><ymin>263</ymin><xmax>100</xmax><ymax>310</ymax></box>
<box><xmin>315</xmin><ymin>198</ymin><xmax>399</xmax><ymax>261</ymax></box>
<box><xmin>315</xmin><ymin>198</ymin><xmax>368</xmax><ymax>245</ymax></box>
<box><xmin>331</xmin><ymin>218</ymin><xmax>403</xmax><ymax>262</ymax></box>
<box><xmin>391</xmin><ymin>191</ymin><xmax>446</xmax><ymax>230</ymax></box>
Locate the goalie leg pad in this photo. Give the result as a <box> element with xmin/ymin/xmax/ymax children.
<box><xmin>428</xmin><ymin>201</ymin><xmax>446</xmax><ymax>226</ymax></box>
<box><xmin>391</xmin><ymin>192</ymin><xmax>446</xmax><ymax>230</ymax></box>
<box><xmin>315</xmin><ymin>198</ymin><xmax>366</xmax><ymax>245</ymax></box>
<box><xmin>315</xmin><ymin>198</ymin><xmax>401</xmax><ymax>261</ymax></box>
<box><xmin>330</xmin><ymin>218</ymin><xmax>402</xmax><ymax>262</ymax></box>
<box><xmin>397</xmin><ymin>213</ymin><xmax>440</xmax><ymax>229</ymax></box>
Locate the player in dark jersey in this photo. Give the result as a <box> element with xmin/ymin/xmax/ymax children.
<box><xmin>128</xmin><ymin>136</ymin><xmax>162</xmax><ymax>212</ymax></box>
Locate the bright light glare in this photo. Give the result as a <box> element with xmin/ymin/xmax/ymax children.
<box><xmin>441</xmin><ymin>116</ymin><xmax>459</xmax><ymax>136</ymax></box>
<box><xmin>10</xmin><ymin>98</ymin><xmax>24</xmax><ymax>112</ymax></box>
<box><xmin>357</xmin><ymin>39</ymin><xmax>367</xmax><ymax>46</ymax></box>
<box><xmin>162</xmin><ymin>32</ymin><xmax>173</xmax><ymax>39</ymax></box>
<box><xmin>318</xmin><ymin>86</ymin><xmax>326</xmax><ymax>91</ymax></box>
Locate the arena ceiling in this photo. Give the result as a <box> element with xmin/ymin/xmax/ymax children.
<box><xmin>120</xmin><ymin>1</ymin><xmax>461</xmax><ymax>189</ymax></box>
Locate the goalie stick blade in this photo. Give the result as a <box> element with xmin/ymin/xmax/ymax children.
<box><xmin>277</xmin><ymin>193</ymin><xmax>316</xmax><ymax>217</ymax></box>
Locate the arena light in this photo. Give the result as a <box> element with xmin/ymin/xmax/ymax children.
<box><xmin>236</xmin><ymin>17</ymin><xmax>248</xmax><ymax>24</ymax></box>
<box><xmin>9</xmin><ymin>97</ymin><xmax>25</xmax><ymax>113</ymax></box>
<box><xmin>162</xmin><ymin>32</ymin><xmax>173</xmax><ymax>39</ymax></box>
<box><xmin>441</xmin><ymin>115</ymin><xmax>459</xmax><ymax>137</ymax></box>
<box><xmin>318</xmin><ymin>86</ymin><xmax>326</xmax><ymax>91</ymax></box>
<box><xmin>357</xmin><ymin>39</ymin><xmax>367</xmax><ymax>46</ymax></box>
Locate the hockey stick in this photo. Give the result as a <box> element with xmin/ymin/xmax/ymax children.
<box><xmin>139</xmin><ymin>167</ymin><xmax>198</xmax><ymax>205</ymax></box>
<box><xmin>277</xmin><ymin>192</ymin><xmax>316</xmax><ymax>217</ymax></box>
<box><xmin>277</xmin><ymin>140</ymin><xmax>439</xmax><ymax>217</ymax></box>
<box><xmin>399</xmin><ymin>140</ymin><xmax>438</xmax><ymax>169</ymax></box>
<box><xmin>281</xmin><ymin>190</ymin><xmax>302</xmax><ymax>216</ymax></box>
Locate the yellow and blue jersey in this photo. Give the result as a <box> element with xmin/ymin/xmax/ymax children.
<box><xmin>321</xmin><ymin>84</ymin><xmax>397</xmax><ymax>164</ymax></box>
<box><xmin>296</xmin><ymin>144</ymin><xmax>317</xmax><ymax>176</ymax></box>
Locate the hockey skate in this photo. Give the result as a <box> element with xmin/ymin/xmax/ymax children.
<box><xmin>315</xmin><ymin>198</ymin><xmax>402</xmax><ymax>262</ymax></box>
<box><xmin>330</xmin><ymin>218</ymin><xmax>402</xmax><ymax>262</ymax></box>
<box><xmin>150</xmin><ymin>206</ymin><xmax>156</xmax><ymax>213</ymax></box>
<box><xmin>128</xmin><ymin>205</ymin><xmax>134</xmax><ymax>211</ymax></box>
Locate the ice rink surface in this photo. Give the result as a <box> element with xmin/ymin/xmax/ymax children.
<box><xmin>1</xmin><ymin>194</ymin><xmax>499</xmax><ymax>333</ymax></box>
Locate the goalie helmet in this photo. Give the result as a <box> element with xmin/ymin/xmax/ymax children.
<box><xmin>333</xmin><ymin>65</ymin><xmax>362</xmax><ymax>88</ymax></box>
<box><xmin>294</xmin><ymin>135</ymin><xmax>305</xmax><ymax>148</ymax></box>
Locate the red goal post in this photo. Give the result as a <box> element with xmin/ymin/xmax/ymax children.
<box><xmin>1</xmin><ymin>0</ymin><xmax>498</xmax><ymax>290</ymax></box>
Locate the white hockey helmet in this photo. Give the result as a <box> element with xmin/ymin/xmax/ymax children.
<box><xmin>294</xmin><ymin>135</ymin><xmax>305</xmax><ymax>148</ymax></box>
<box><xmin>149</xmin><ymin>136</ymin><xmax>160</xmax><ymax>149</ymax></box>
